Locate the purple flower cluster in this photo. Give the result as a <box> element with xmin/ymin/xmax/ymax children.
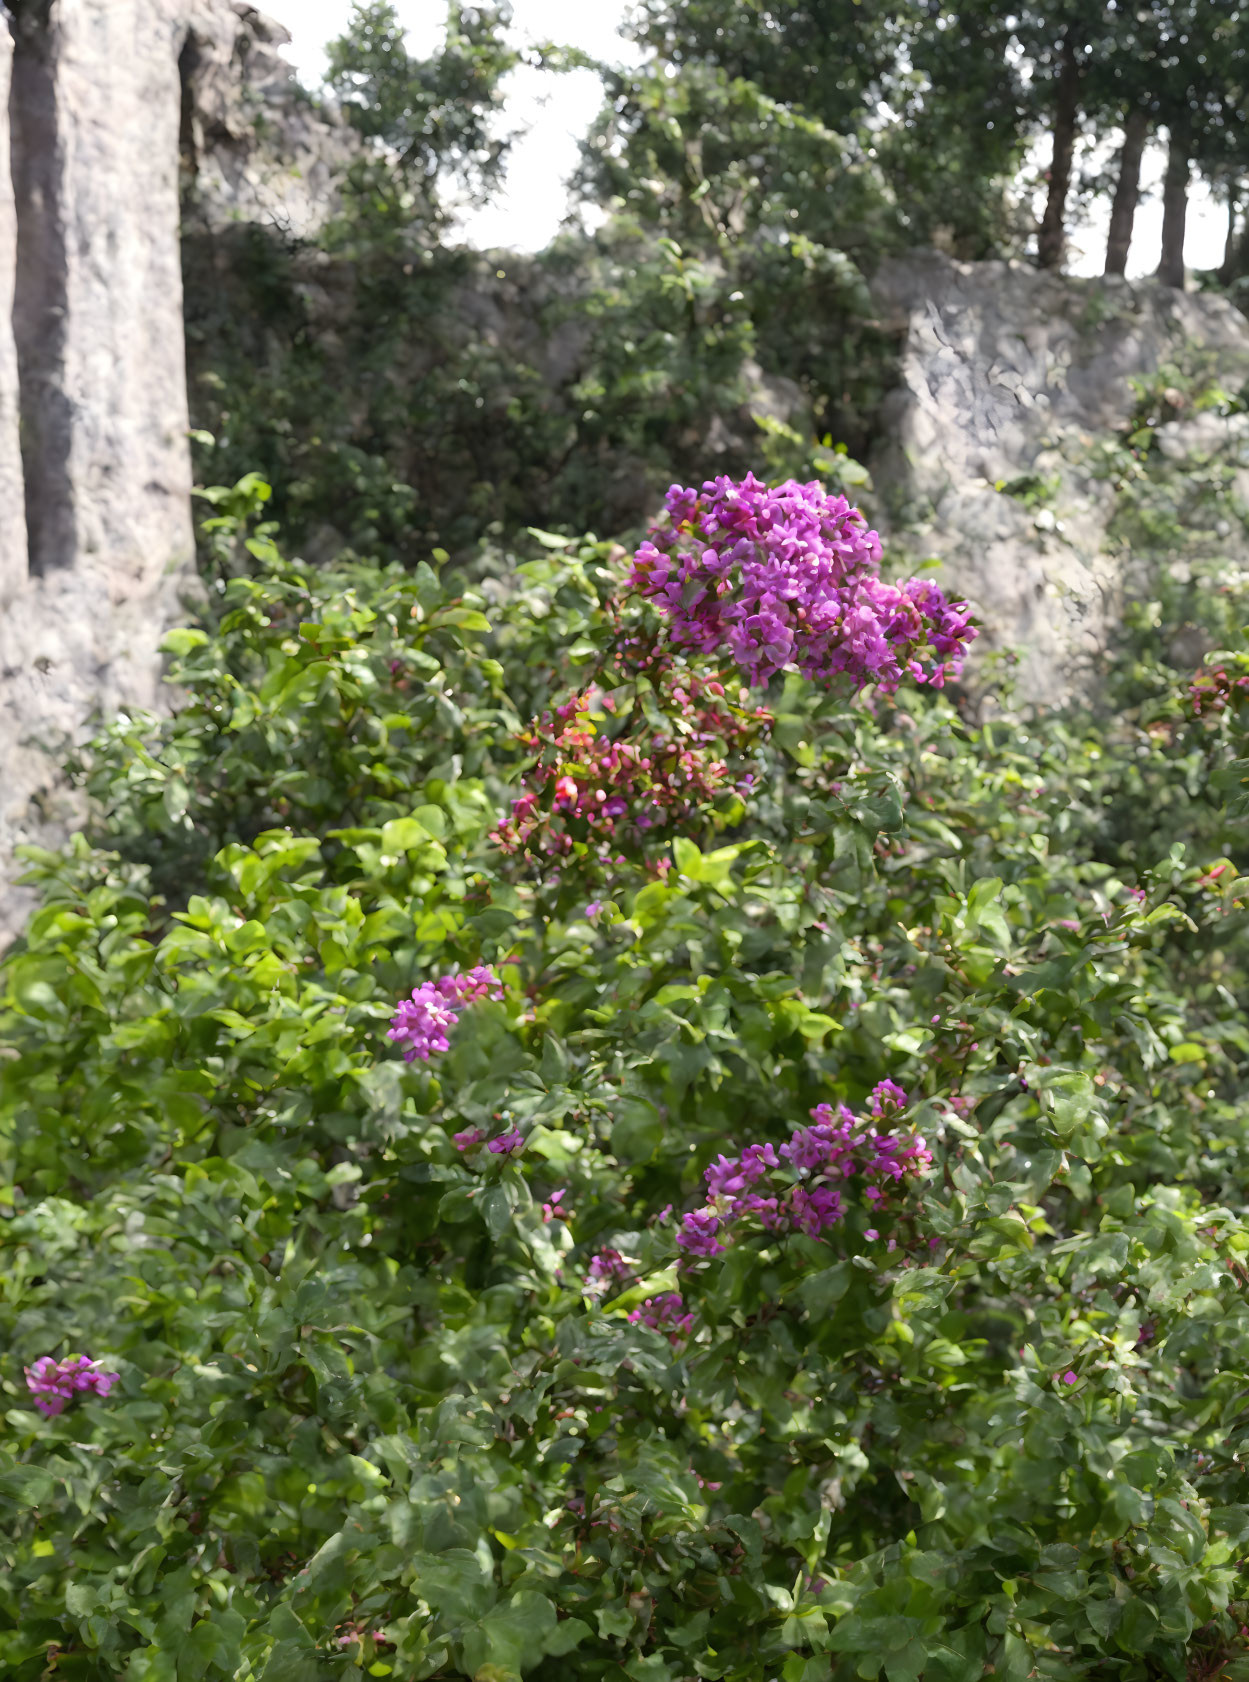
<box><xmin>488</xmin><ymin>1129</ymin><xmax>525</xmax><ymax>1156</ymax></box>
<box><xmin>585</xmin><ymin>1248</ymin><xmax>630</xmax><ymax>1291</ymax></box>
<box><xmin>388</xmin><ymin>965</ymin><xmax>504</xmax><ymax>1063</ymax></box>
<box><xmin>454</xmin><ymin>1122</ymin><xmax>525</xmax><ymax>1157</ymax></box>
<box><xmin>675</xmin><ymin>1080</ymin><xmax>932</xmax><ymax>1258</ymax></box>
<box><xmin>25</xmin><ymin>1355</ymin><xmax>119</xmax><ymax>1417</ymax></box>
<box><xmin>628</xmin><ymin>474</ymin><xmax>976</xmax><ymax>691</ymax></box>
<box><xmin>628</xmin><ymin>1293</ymin><xmax>695</xmax><ymax>1345</ymax></box>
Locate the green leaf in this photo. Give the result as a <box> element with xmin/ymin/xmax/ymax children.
<box><xmin>160</xmin><ymin>627</ymin><xmax>210</xmax><ymax>656</ymax></box>
<box><xmin>610</xmin><ymin>1098</ymin><xmax>665</xmax><ymax>1163</ymax></box>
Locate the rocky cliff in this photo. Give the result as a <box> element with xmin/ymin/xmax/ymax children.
<box><xmin>870</xmin><ymin>253</ymin><xmax>1249</xmax><ymax>706</ymax></box>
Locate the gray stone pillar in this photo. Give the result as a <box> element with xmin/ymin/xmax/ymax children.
<box><xmin>0</xmin><ymin>6</ymin><xmax>27</xmax><ymax>602</ymax></box>
<box><xmin>0</xmin><ymin>0</ymin><xmax>198</xmax><ymax>947</ymax></box>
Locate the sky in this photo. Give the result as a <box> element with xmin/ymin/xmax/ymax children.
<box><xmin>260</xmin><ymin>0</ymin><xmax>1226</xmax><ymax>276</ymax></box>
<box><xmin>261</xmin><ymin>0</ymin><xmax>641</xmax><ymax>249</ymax></box>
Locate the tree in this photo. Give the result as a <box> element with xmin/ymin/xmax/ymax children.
<box><xmin>1104</xmin><ymin>105</ymin><xmax>1151</xmax><ymax>275</ymax></box>
<box><xmin>627</xmin><ymin>0</ymin><xmax>905</xmax><ymax>141</ymax></box>
<box><xmin>324</xmin><ymin>0</ymin><xmax>518</xmax><ymax>238</ymax></box>
<box><xmin>1148</xmin><ymin>0</ymin><xmax>1249</xmax><ymax>286</ymax></box>
<box><xmin>1157</xmin><ymin>118</ymin><xmax>1191</xmax><ymax>286</ymax></box>
<box><xmin>1036</xmin><ymin>17</ymin><xmax>1086</xmax><ymax>270</ymax></box>
<box><xmin>625</xmin><ymin>0</ymin><xmax>1032</xmax><ymax>258</ymax></box>
<box><xmin>882</xmin><ymin>2</ymin><xmax>1033</xmax><ymax>258</ymax></box>
<box><xmin>1083</xmin><ymin>2</ymin><xmax>1165</xmax><ymax>276</ymax></box>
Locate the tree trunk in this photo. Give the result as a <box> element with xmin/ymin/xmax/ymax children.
<box><xmin>1219</xmin><ymin>183</ymin><xmax>1240</xmax><ymax>285</ymax></box>
<box><xmin>1037</xmin><ymin>28</ymin><xmax>1081</xmax><ymax>271</ymax></box>
<box><xmin>1157</xmin><ymin>122</ymin><xmax>1190</xmax><ymax>288</ymax></box>
<box><xmin>1104</xmin><ymin>107</ymin><xmax>1148</xmax><ymax>276</ymax></box>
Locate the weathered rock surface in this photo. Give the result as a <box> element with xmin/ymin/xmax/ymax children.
<box><xmin>0</xmin><ymin>11</ymin><xmax>25</xmax><ymax>601</ymax></box>
<box><xmin>0</xmin><ymin>0</ymin><xmax>311</xmax><ymax>948</ymax></box>
<box><xmin>0</xmin><ymin>0</ymin><xmax>200</xmax><ymax>945</ymax></box>
<box><xmin>180</xmin><ymin>2</ymin><xmax>358</xmax><ymax>241</ymax></box>
<box><xmin>869</xmin><ymin>252</ymin><xmax>1249</xmax><ymax>706</ymax></box>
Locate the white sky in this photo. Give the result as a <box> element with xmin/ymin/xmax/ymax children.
<box><xmin>262</xmin><ymin>0</ymin><xmax>641</xmax><ymax>248</ymax></box>
<box><xmin>261</xmin><ymin>0</ymin><xmax>1226</xmax><ymax>274</ymax></box>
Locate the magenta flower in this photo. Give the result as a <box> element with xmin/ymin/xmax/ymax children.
<box><xmin>586</xmin><ymin>1248</ymin><xmax>630</xmax><ymax>1288</ymax></box>
<box><xmin>628</xmin><ymin>474</ymin><xmax>976</xmax><ymax>691</ymax></box>
<box><xmin>677</xmin><ymin>1207</ymin><xmax>727</xmax><ymax>1258</ymax></box>
<box><xmin>453</xmin><ymin>1127</ymin><xmax>485</xmax><ymax>1152</ymax></box>
<box><xmin>789</xmin><ymin>1183</ymin><xmax>844</xmax><ymax>1237</ymax></box>
<box><xmin>661</xmin><ymin>1088</ymin><xmax>933</xmax><ymax>1265</ymax></box>
<box><xmin>488</xmin><ymin>1129</ymin><xmax>524</xmax><ymax>1156</ymax></box>
<box><xmin>25</xmin><ymin>1355</ymin><xmax>119</xmax><ymax>1417</ymax></box>
<box><xmin>542</xmin><ymin>1189</ymin><xmax>570</xmax><ymax>1223</ymax></box>
<box><xmin>704</xmin><ymin>1142</ymin><xmax>779</xmax><ymax>1199</ymax></box>
<box><xmin>388</xmin><ymin>966</ymin><xmax>505</xmax><ymax>1063</ymax></box>
<box><xmin>738</xmin><ymin>1191</ymin><xmax>785</xmax><ymax>1230</ymax></box>
<box><xmin>868</xmin><ymin>1079</ymin><xmax>908</xmax><ymax>1118</ymax></box>
<box><xmin>628</xmin><ymin>1293</ymin><xmax>695</xmax><ymax>1344</ymax></box>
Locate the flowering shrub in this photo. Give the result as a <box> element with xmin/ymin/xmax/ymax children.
<box><xmin>1187</xmin><ymin>645</ymin><xmax>1249</xmax><ymax>818</ymax></box>
<box><xmin>493</xmin><ymin>660</ymin><xmax>771</xmax><ymax>868</ymax></box>
<box><xmin>626</xmin><ymin>1293</ymin><xmax>695</xmax><ymax>1344</ymax></box>
<box><xmin>1</xmin><ymin>476</ymin><xmax>1249</xmax><ymax>1682</ymax></box>
<box><xmin>1190</xmin><ymin>664</ymin><xmax>1249</xmax><ymax>717</ymax></box>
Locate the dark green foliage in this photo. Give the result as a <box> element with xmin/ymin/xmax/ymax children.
<box><xmin>623</xmin><ymin>0</ymin><xmax>1029</xmax><ymax>257</ymax></box>
<box><xmin>3</xmin><ymin>480</ymin><xmax>1249</xmax><ymax>1678</ymax></box>
<box><xmin>182</xmin><ymin>0</ymin><xmax>904</xmax><ymax>567</ymax></box>
<box><xmin>325</xmin><ymin>1</ymin><xmax>518</xmax><ymax>233</ymax></box>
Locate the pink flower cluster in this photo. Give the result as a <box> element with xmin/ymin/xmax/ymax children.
<box><xmin>388</xmin><ymin>966</ymin><xmax>504</xmax><ymax>1063</ymax></box>
<box><xmin>454</xmin><ymin>1124</ymin><xmax>524</xmax><ymax>1156</ymax></box>
<box><xmin>628</xmin><ymin>1293</ymin><xmax>695</xmax><ymax>1345</ymax></box>
<box><xmin>675</xmin><ymin>1080</ymin><xmax>932</xmax><ymax>1259</ymax></box>
<box><xmin>493</xmin><ymin>669</ymin><xmax>770</xmax><ymax>866</ymax></box>
<box><xmin>1191</xmin><ymin>664</ymin><xmax>1249</xmax><ymax>717</ymax></box>
<box><xmin>629</xmin><ymin>474</ymin><xmax>977</xmax><ymax>691</ymax></box>
<box><xmin>25</xmin><ymin>1355</ymin><xmax>119</xmax><ymax>1417</ymax></box>
<box><xmin>584</xmin><ymin>1247</ymin><xmax>631</xmax><ymax>1290</ymax></box>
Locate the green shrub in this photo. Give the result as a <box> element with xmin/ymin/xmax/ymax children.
<box><xmin>2</xmin><ymin>478</ymin><xmax>1249</xmax><ymax>1682</ymax></box>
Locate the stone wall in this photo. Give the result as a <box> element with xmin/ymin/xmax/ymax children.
<box><xmin>869</xmin><ymin>253</ymin><xmax>1249</xmax><ymax>706</ymax></box>
<box><xmin>0</xmin><ymin>0</ymin><xmax>207</xmax><ymax>945</ymax></box>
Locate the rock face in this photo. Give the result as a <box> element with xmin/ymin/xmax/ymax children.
<box><xmin>0</xmin><ymin>12</ymin><xmax>24</xmax><ymax>601</ymax></box>
<box><xmin>0</xmin><ymin>0</ymin><xmax>203</xmax><ymax>945</ymax></box>
<box><xmin>869</xmin><ymin>252</ymin><xmax>1249</xmax><ymax>705</ymax></box>
<box><xmin>0</xmin><ymin>0</ymin><xmax>318</xmax><ymax>949</ymax></box>
<box><xmin>180</xmin><ymin>2</ymin><xmax>358</xmax><ymax>241</ymax></box>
